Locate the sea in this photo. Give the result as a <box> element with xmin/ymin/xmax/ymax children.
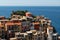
<box><xmin>0</xmin><ymin>6</ymin><xmax>60</xmax><ymax>34</ymax></box>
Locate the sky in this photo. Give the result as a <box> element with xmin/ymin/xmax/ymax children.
<box><xmin>0</xmin><ymin>0</ymin><xmax>60</xmax><ymax>6</ymax></box>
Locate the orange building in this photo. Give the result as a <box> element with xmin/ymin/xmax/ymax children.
<box><xmin>5</xmin><ymin>20</ymin><xmax>22</xmax><ymax>32</ymax></box>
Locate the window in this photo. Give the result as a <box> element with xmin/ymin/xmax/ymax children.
<box><xmin>7</xmin><ymin>25</ymin><xmax>19</xmax><ymax>32</ymax></box>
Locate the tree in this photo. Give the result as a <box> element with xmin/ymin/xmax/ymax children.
<box><xmin>11</xmin><ymin>10</ymin><xmax>28</xmax><ymax>16</ymax></box>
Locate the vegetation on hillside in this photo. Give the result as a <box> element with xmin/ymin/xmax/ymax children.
<box><xmin>11</xmin><ymin>10</ymin><xmax>36</xmax><ymax>18</ymax></box>
<box><xmin>11</xmin><ymin>10</ymin><xmax>28</xmax><ymax>16</ymax></box>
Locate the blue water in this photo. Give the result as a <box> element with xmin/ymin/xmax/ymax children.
<box><xmin>0</xmin><ymin>6</ymin><xmax>60</xmax><ymax>34</ymax></box>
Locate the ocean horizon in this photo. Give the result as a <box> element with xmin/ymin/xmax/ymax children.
<box><xmin>0</xmin><ymin>6</ymin><xmax>60</xmax><ymax>34</ymax></box>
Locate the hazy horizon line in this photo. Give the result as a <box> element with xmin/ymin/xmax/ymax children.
<box><xmin>0</xmin><ymin>5</ymin><xmax>60</xmax><ymax>7</ymax></box>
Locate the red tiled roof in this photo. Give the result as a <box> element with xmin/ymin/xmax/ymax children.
<box><xmin>5</xmin><ymin>22</ymin><xmax>21</xmax><ymax>26</ymax></box>
<box><xmin>33</xmin><ymin>22</ymin><xmax>40</xmax><ymax>25</ymax></box>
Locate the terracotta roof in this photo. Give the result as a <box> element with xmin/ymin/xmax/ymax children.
<box><xmin>33</xmin><ymin>22</ymin><xmax>40</xmax><ymax>25</ymax></box>
<box><xmin>5</xmin><ymin>22</ymin><xmax>21</xmax><ymax>26</ymax></box>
